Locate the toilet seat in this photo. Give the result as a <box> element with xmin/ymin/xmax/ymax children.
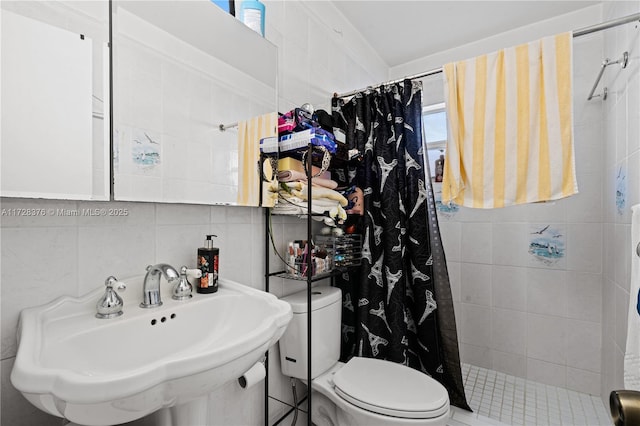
<box><xmin>332</xmin><ymin>357</ymin><xmax>450</xmax><ymax>419</ymax></box>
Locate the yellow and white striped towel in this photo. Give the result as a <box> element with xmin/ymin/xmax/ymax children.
<box><xmin>442</xmin><ymin>32</ymin><xmax>578</xmax><ymax>208</ymax></box>
<box><xmin>237</xmin><ymin>112</ymin><xmax>278</xmax><ymax>206</ymax></box>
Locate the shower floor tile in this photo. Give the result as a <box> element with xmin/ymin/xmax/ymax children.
<box><xmin>448</xmin><ymin>364</ymin><xmax>612</xmax><ymax>426</ymax></box>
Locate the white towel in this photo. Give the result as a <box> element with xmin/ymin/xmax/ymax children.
<box><xmin>625</xmin><ymin>203</ymin><xmax>640</xmax><ymax>390</ymax></box>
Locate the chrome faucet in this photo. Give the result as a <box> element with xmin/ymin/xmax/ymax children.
<box><xmin>140</xmin><ymin>263</ymin><xmax>180</xmax><ymax>308</ymax></box>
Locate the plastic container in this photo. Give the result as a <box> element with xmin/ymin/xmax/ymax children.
<box><xmin>238</xmin><ymin>0</ymin><xmax>265</xmax><ymax>37</ymax></box>
<box><xmin>316</xmin><ymin>234</ymin><xmax>362</xmax><ymax>268</ymax></box>
<box><xmin>285</xmin><ymin>239</ymin><xmax>333</xmax><ymax>279</ymax></box>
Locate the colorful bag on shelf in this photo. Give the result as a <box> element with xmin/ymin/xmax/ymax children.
<box><xmin>278</xmin><ymin>108</ymin><xmax>319</xmax><ymax>134</ymax></box>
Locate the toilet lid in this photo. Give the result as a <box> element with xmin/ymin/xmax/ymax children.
<box><xmin>332</xmin><ymin>357</ymin><xmax>449</xmax><ymax>419</ymax></box>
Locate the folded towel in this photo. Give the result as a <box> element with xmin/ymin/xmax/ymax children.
<box><xmin>277</xmin><ymin>171</ymin><xmax>339</xmax><ymax>190</ymax></box>
<box><xmin>278</xmin><ymin>170</ymin><xmax>308</xmax><ymax>182</ymax></box>
<box><xmin>282</xmin><ymin>181</ymin><xmax>305</xmax><ymax>191</ymax></box>
<box><xmin>261</xmin><ymin>179</ymin><xmax>279</xmax><ymax>208</ymax></box>
<box><xmin>625</xmin><ymin>203</ymin><xmax>640</xmax><ymax>390</ymax></box>
<box><xmin>311</xmin><ymin>178</ymin><xmax>339</xmax><ymax>190</ymax></box>
<box><xmin>291</xmin><ymin>185</ymin><xmax>348</xmax><ymax>207</ymax></box>
<box><xmin>278</xmin><ymin>193</ymin><xmax>340</xmax><ymax>210</ymax></box>
<box><xmin>273</xmin><ymin>193</ymin><xmax>345</xmax><ymax>219</ymax></box>
<box><xmin>262</xmin><ymin>188</ymin><xmax>278</xmax><ymax>206</ymax></box>
<box><xmin>442</xmin><ymin>32</ymin><xmax>577</xmax><ymax>208</ymax></box>
<box><xmin>277</xmin><ymin>157</ymin><xmax>331</xmax><ymax>179</ymax></box>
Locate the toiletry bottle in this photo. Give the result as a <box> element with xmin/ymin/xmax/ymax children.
<box><xmin>435</xmin><ymin>153</ymin><xmax>445</xmax><ymax>182</ymax></box>
<box><xmin>238</xmin><ymin>0</ymin><xmax>265</xmax><ymax>37</ymax></box>
<box><xmin>197</xmin><ymin>235</ymin><xmax>219</xmax><ymax>293</ymax></box>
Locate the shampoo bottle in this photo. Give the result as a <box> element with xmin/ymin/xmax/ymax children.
<box><xmin>435</xmin><ymin>153</ymin><xmax>445</xmax><ymax>182</ymax></box>
<box><xmin>197</xmin><ymin>235</ymin><xmax>219</xmax><ymax>294</ymax></box>
<box><xmin>238</xmin><ymin>0</ymin><xmax>265</xmax><ymax>37</ymax></box>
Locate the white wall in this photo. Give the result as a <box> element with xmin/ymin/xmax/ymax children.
<box><xmin>397</xmin><ymin>5</ymin><xmax>610</xmax><ymax>396</ymax></box>
<box><xmin>0</xmin><ymin>2</ymin><xmax>387</xmax><ymax>426</ymax></box>
<box><xmin>389</xmin><ymin>5</ymin><xmax>604</xmax><ymax>80</ymax></box>
<box><xmin>600</xmin><ymin>0</ymin><xmax>640</xmax><ymax>406</ymax></box>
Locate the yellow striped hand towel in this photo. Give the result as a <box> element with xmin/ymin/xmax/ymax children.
<box><xmin>237</xmin><ymin>112</ymin><xmax>278</xmax><ymax>206</ymax></box>
<box><xmin>442</xmin><ymin>32</ymin><xmax>578</xmax><ymax>208</ymax></box>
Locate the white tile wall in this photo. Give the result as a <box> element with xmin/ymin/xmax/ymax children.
<box><xmin>422</xmin><ymin>11</ymin><xmax>610</xmax><ymax>395</ymax></box>
<box><xmin>461</xmin><ymin>263</ymin><xmax>492</xmax><ymax>306</ymax></box>
<box><xmin>491</xmin><ymin>266</ymin><xmax>527</xmax><ymax>312</ymax></box>
<box><xmin>491</xmin><ymin>309</ymin><xmax>527</xmax><ymax>355</ymax></box>
<box><xmin>527</xmin><ymin>314</ymin><xmax>567</xmax><ymax>365</ymax></box>
<box><xmin>461</xmin><ymin>222</ymin><xmax>493</xmax><ymax>264</ymax></box>
<box><xmin>526</xmin><ymin>269</ymin><xmax>567</xmax><ymax>317</ymax></box>
<box><xmin>0</xmin><ymin>1</ymin><xmax>387</xmax><ymax>425</ymax></box>
<box><xmin>600</xmin><ymin>0</ymin><xmax>640</xmax><ymax>407</ymax></box>
<box><xmin>566</xmin><ymin>319</ymin><xmax>602</xmax><ymax>373</ymax></box>
<box><xmin>566</xmin><ymin>271</ymin><xmax>603</xmax><ymax>323</ymax></box>
<box><xmin>461</xmin><ymin>304</ymin><xmax>493</xmax><ymax>348</ymax></box>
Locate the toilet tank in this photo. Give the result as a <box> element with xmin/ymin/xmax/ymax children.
<box><xmin>278</xmin><ymin>286</ymin><xmax>342</xmax><ymax>380</ymax></box>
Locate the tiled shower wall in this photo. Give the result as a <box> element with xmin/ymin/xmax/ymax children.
<box><xmin>390</xmin><ymin>0</ymin><xmax>640</xmax><ymax>406</ymax></box>
<box><xmin>408</xmin><ymin>6</ymin><xmax>608</xmax><ymax>396</ymax></box>
<box><xmin>600</xmin><ymin>0</ymin><xmax>640</xmax><ymax>406</ymax></box>
<box><xmin>0</xmin><ymin>2</ymin><xmax>387</xmax><ymax>426</ymax></box>
<box><xmin>435</xmin><ymin>30</ymin><xmax>606</xmax><ymax>395</ymax></box>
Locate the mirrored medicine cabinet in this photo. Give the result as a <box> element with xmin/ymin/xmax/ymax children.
<box><xmin>1</xmin><ymin>0</ymin><xmax>278</xmax><ymax>207</ymax></box>
<box><xmin>1</xmin><ymin>1</ymin><xmax>110</xmax><ymax>200</ymax></box>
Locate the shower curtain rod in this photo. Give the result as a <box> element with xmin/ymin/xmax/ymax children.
<box><xmin>334</xmin><ymin>12</ymin><xmax>640</xmax><ymax>99</ymax></box>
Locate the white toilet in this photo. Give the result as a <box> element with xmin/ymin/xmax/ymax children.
<box><xmin>279</xmin><ymin>286</ymin><xmax>450</xmax><ymax>426</ymax></box>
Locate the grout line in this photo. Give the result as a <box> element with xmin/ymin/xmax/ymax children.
<box><xmin>459</xmin><ymin>364</ymin><xmax>609</xmax><ymax>426</ymax></box>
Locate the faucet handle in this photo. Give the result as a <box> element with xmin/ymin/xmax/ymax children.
<box><xmin>96</xmin><ymin>276</ymin><xmax>125</xmax><ymax>319</ymax></box>
<box><xmin>172</xmin><ymin>266</ymin><xmax>193</xmax><ymax>301</ymax></box>
<box><xmin>106</xmin><ymin>275</ymin><xmax>126</xmax><ymax>291</ymax></box>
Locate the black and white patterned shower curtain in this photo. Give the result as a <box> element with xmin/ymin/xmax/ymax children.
<box><xmin>332</xmin><ymin>80</ymin><xmax>470</xmax><ymax>410</ymax></box>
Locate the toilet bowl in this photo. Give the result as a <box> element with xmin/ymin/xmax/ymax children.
<box><xmin>311</xmin><ymin>359</ymin><xmax>450</xmax><ymax>426</ymax></box>
<box><xmin>279</xmin><ymin>286</ymin><xmax>450</xmax><ymax>426</ymax></box>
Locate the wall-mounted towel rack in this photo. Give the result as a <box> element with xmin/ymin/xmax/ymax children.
<box><xmin>587</xmin><ymin>51</ymin><xmax>629</xmax><ymax>101</ymax></box>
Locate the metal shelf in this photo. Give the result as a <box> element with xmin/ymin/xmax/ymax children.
<box><xmin>270</xmin><ymin>270</ymin><xmax>337</xmax><ymax>282</ymax></box>
<box><xmin>264</xmin><ymin>142</ymin><xmax>317</xmax><ymax>426</ymax></box>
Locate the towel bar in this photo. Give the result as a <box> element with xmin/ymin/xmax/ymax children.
<box><xmin>219</xmin><ymin>122</ymin><xmax>238</xmax><ymax>131</ymax></box>
<box><xmin>587</xmin><ymin>51</ymin><xmax>629</xmax><ymax>101</ymax></box>
<box><xmin>636</xmin><ymin>241</ymin><xmax>639</xmax><ymax>258</ymax></box>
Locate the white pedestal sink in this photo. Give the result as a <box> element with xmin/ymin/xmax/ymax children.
<box><xmin>11</xmin><ymin>276</ymin><xmax>292</xmax><ymax>426</ymax></box>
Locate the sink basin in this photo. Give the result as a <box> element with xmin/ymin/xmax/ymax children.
<box><xmin>11</xmin><ymin>276</ymin><xmax>292</xmax><ymax>426</ymax></box>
